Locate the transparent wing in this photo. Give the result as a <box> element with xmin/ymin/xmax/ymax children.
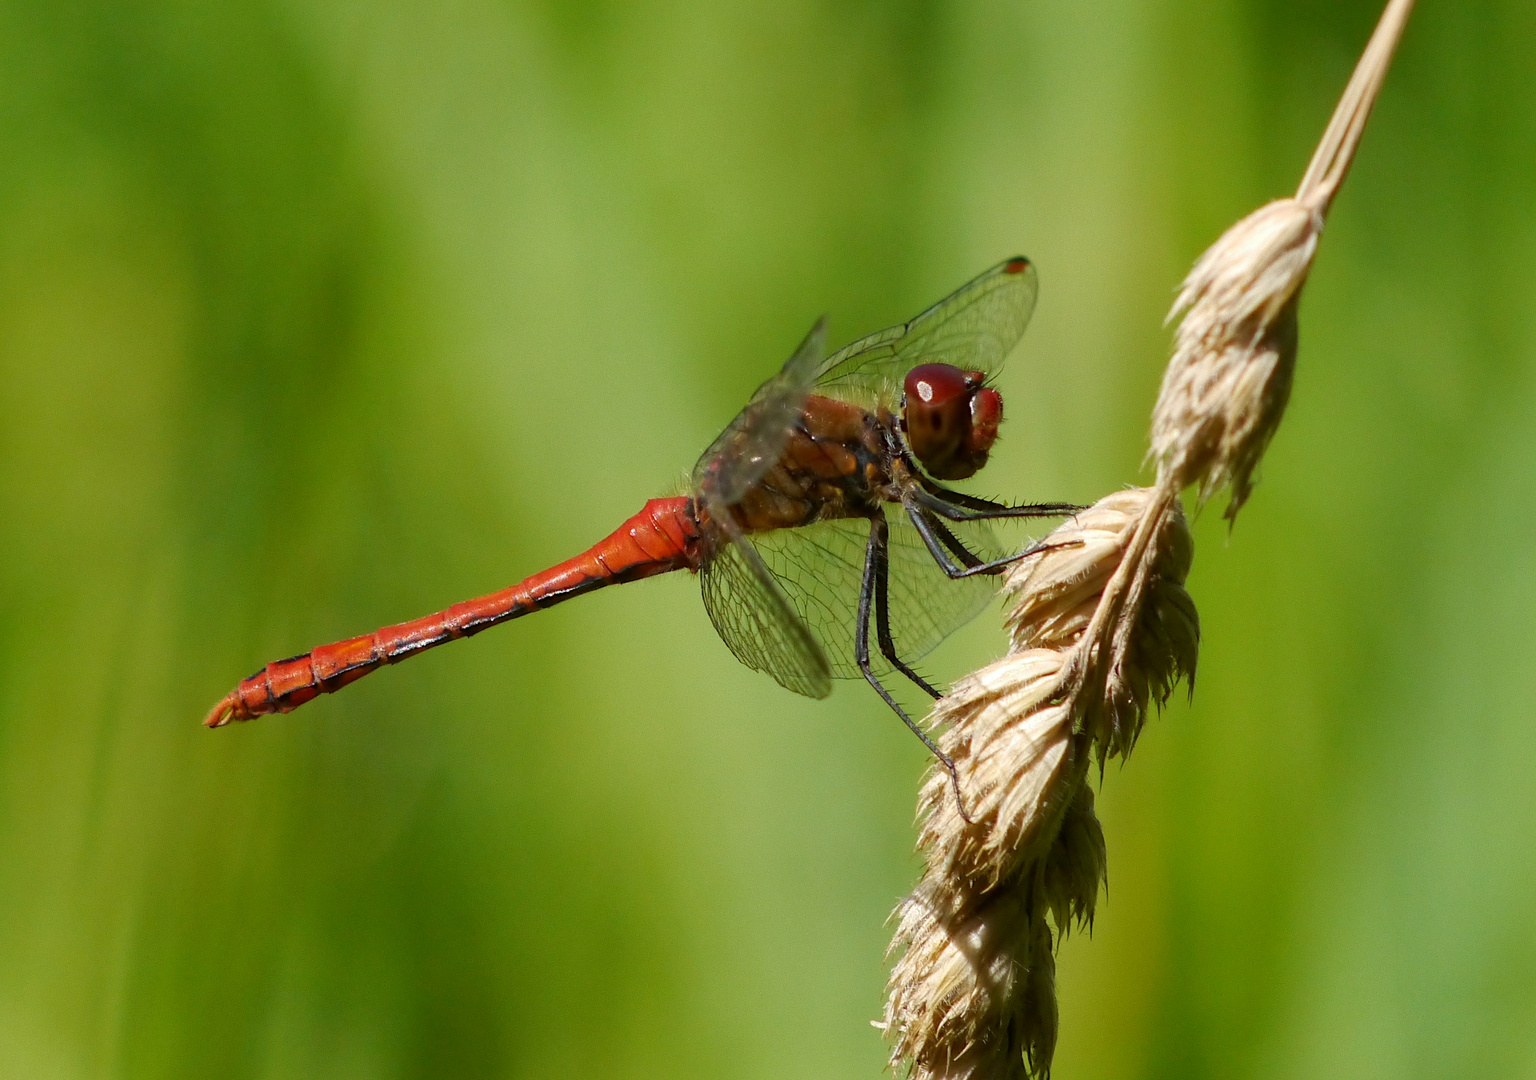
<box><xmin>693</xmin><ymin>317</ymin><xmax>827</xmax><ymax>507</ymax></box>
<box><xmin>751</xmin><ymin>513</ymin><xmax>1005</xmax><ymax>681</ymax></box>
<box><xmin>815</xmin><ymin>257</ymin><xmax>1038</xmax><ymax>406</ymax></box>
<box><xmin>699</xmin><ymin>512</ymin><xmax>833</xmax><ymax>699</ymax></box>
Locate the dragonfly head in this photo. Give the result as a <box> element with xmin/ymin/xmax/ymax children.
<box><xmin>901</xmin><ymin>363</ymin><xmax>1003</xmax><ymax>481</ymax></box>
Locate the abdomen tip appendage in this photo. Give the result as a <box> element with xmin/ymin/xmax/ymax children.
<box><xmin>204</xmin><ymin>692</ymin><xmax>242</xmax><ymax>728</ymax></box>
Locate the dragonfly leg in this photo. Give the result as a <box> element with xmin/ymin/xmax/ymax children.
<box><xmin>905</xmin><ymin>499</ymin><xmax>1075</xmax><ymax>580</ymax></box>
<box><xmin>913</xmin><ymin>484</ymin><xmax>1082</xmax><ymax>523</ymax></box>
<box><xmin>869</xmin><ymin>512</ymin><xmax>943</xmax><ymax>701</ymax></box>
<box><xmin>925</xmin><ymin>512</ymin><xmax>987</xmax><ymax>571</ymax></box>
<box><xmin>858</xmin><ymin>513</ymin><xmax>973</xmax><ymax>822</ymax></box>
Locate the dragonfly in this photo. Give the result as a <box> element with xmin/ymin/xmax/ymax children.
<box><xmin>205</xmin><ymin>256</ymin><xmax>1075</xmax><ymax>807</ymax></box>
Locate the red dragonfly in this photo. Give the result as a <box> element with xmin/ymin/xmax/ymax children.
<box><xmin>206</xmin><ymin>257</ymin><xmax>1074</xmax><ymax>801</ymax></box>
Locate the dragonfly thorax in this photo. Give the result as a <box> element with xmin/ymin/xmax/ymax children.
<box><xmin>900</xmin><ymin>363</ymin><xmax>1003</xmax><ymax>481</ymax></box>
<box><xmin>723</xmin><ymin>394</ymin><xmax>890</xmax><ymax>534</ymax></box>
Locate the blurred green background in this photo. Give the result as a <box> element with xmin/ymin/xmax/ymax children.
<box><xmin>1</xmin><ymin>1</ymin><xmax>1532</xmax><ymax>1077</ymax></box>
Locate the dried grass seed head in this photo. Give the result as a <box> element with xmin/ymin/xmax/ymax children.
<box><xmin>886</xmin><ymin>491</ymin><xmax>1195</xmax><ymax>1080</ymax></box>
<box><xmin>888</xmin><ymin>8</ymin><xmax>1418</xmax><ymax>1077</ymax></box>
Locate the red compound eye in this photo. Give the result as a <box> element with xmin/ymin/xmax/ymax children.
<box><xmin>902</xmin><ymin>364</ymin><xmax>1000</xmax><ymax>480</ymax></box>
<box><xmin>967</xmin><ymin>387</ymin><xmax>1003</xmax><ymax>457</ymax></box>
<box><xmin>905</xmin><ymin>363</ymin><xmax>971</xmax><ymax>410</ymax></box>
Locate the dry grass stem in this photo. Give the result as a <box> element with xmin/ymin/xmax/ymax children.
<box><xmin>885</xmin><ymin>3</ymin><xmax>1415</xmax><ymax>1076</ymax></box>
<box><xmin>1295</xmin><ymin>0</ymin><xmax>1417</xmax><ymax>213</ymax></box>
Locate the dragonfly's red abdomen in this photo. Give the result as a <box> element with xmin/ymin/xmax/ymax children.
<box><xmin>205</xmin><ymin>497</ymin><xmax>701</xmax><ymax>727</ymax></box>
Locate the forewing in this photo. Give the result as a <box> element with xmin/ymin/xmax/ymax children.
<box><xmin>693</xmin><ymin>317</ymin><xmax>827</xmax><ymax>507</ymax></box>
<box><xmin>751</xmin><ymin>514</ymin><xmax>1004</xmax><ymax>681</ymax></box>
<box><xmin>815</xmin><ymin>257</ymin><xmax>1038</xmax><ymax>404</ymax></box>
<box><xmin>699</xmin><ymin>514</ymin><xmax>832</xmax><ymax>699</ymax></box>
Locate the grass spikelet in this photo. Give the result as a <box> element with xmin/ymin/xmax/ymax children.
<box><xmin>1152</xmin><ymin>0</ymin><xmax>1414</xmax><ymax>520</ymax></box>
<box><xmin>1151</xmin><ymin>201</ymin><xmax>1312</xmax><ymax>515</ymax></box>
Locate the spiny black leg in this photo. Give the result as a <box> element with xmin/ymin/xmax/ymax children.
<box><xmin>919</xmin><ymin>482</ymin><xmax>1006</xmax><ymax>513</ymax></box>
<box><xmin>917</xmin><ymin>478</ymin><xmax>1075</xmax><ymax>516</ymax></box>
<box><xmin>925</xmin><ymin>513</ymin><xmax>984</xmax><ymax>571</ymax></box>
<box><xmin>858</xmin><ymin>515</ymin><xmax>972</xmax><ymax>821</ymax></box>
<box><xmin>869</xmin><ymin>511</ymin><xmax>942</xmax><ymax>701</ymax></box>
<box><xmin>913</xmin><ymin>486</ymin><xmax>1082</xmax><ymax>523</ymax></box>
<box><xmin>905</xmin><ymin>499</ymin><xmax>1073</xmax><ymax>580</ymax></box>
